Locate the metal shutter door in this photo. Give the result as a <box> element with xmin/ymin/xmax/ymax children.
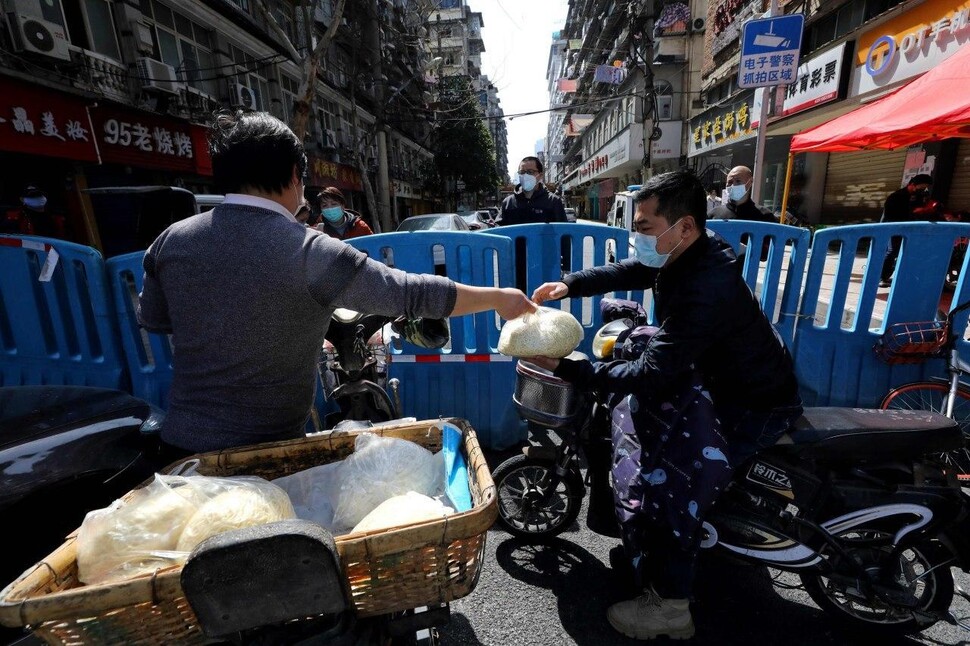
<box><xmin>946</xmin><ymin>138</ymin><xmax>970</xmax><ymax>212</ymax></box>
<box><xmin>821</xmin><ymin>149</ymin><xmax>907</xmax><ymax>224</ymax></box>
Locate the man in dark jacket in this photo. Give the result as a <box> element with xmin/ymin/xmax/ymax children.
<box><xmin>496</xmin><ymin>156</ymin><xmax>567</xmax><ymax>226</ymax></box>
<box><xmin>879</xmin><ymin>173</ymin><xmax>936</xmax><ymax>287</ymax></box>
<box><xmin>530</xmin><ymin>169</ymin><xmax>801</xmax><ymax>641</ymax></box>
<box><xmin>708</xmin><ymin>165</ymin><xmax>777</xmax><ymax>223</ymax></box>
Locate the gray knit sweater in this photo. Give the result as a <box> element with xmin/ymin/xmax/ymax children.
<box><xmin>137</xmin><ymin>203</ymin><xmax>457</xmax><ymax>452</ymax></box>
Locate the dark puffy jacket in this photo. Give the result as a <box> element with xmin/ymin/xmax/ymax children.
<box><xmin>555</xmin><ymin>230</ymin><xmax>799</xmax><ymax>412</ymax></box>
<box><xmin>319</xmin><ymin>209</ymin><xmax>373</xmax><ymax>240</ymax></box>
<box><xmin>496</xmin><ymin>185</ymin><xmax>567</xmax><ymax>226</ymax></box>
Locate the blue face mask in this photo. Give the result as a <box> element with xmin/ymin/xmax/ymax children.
<box><xmin>321</xmin><ymin>206</ymin><xmax>344</xmax><ymax>223</ymax></box>
<box><xmin>632</xmin><ymin>220</ymin><xmax>683</xmax><ymax>268</ymax></box>
<box><xmin>518</xmin><ymin>173</ymin><xmax>538</xmax><ymax>192</ymax></box>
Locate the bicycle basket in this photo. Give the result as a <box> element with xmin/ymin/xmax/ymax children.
<box><xmin>873</xmin><ymin>320</ymin><xmax>947</xmax><ymax>364</ymax></box>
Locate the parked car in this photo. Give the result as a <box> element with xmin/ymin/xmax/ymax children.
<box><xmin>462</xmin><ymin>211</ymin><xmax>495</xmax><ymax>230</ymax></box>
<box><xmin>564</xmin><ymin>207</ymin><xmax>577</xmax><ymax>223</ymax></box>
<box><xmin>395</xmin><ymin>213</ymin><xmax>470</xmax><ymax>267</ymax></box>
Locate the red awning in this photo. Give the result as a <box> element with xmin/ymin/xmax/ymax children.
<box><xmin>790</xmin><ymin>43</ymin><xmax>970</xmax><ymax>153</ymax></box>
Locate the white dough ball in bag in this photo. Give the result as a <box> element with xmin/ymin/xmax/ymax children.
<box><xmin>498</xmin><ymin>306</ymin><xmax>584</xmax><ymax>358</ymax></box>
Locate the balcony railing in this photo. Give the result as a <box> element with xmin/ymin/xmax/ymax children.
<box><xmin>71</xmin><ymin>48</ymin><xmax>130</xmax><ymax>104</ymax></box>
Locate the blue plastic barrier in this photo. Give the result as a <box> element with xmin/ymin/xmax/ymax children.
<box><xmin>706</xmin><ymin>220</ymin><xmax>811</xmax><ymax>346</ymax></box>
<box><xmin>792</xmin><ymin>222</ymin><xmax>970</xmax><ymax>407</ymax></box>
<box><xmin>348</xmin><ymin>231</ymin><xmax>526</xmax><ymax>449</ymax></box>
<box><xmin>485</xmin><ymin>223</ymin><xmax>645</xmax><ymax>356</ymax></box>
<box><xmin>0</xmin><ymin>235</ymin><xmax>126</xmax><ymax>389</ymax></box>
<box><xmin>104</xmin><ymin>251</ymin><xmax>174</xmax><ymax>408</ymax></box>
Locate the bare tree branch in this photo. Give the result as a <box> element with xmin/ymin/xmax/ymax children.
<box><xmin>252</xmin><ymin>0</ymin><xmax>301</xmax><ymax>62</ymax></box>
<box><xmin>312</xmin><ymin>0</ymin><xmax>348</xmax><ymax>61</ymax></box>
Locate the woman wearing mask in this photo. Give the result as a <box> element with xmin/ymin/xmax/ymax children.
<box><xmin>315</xmin><ymin>186</ymin><xmax>373</xmax><ymax>240</ymax></box>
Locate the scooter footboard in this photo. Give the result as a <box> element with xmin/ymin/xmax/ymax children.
<box><xmin>181</xmin><ymin>519</ymin><xmax>354</xmax><ymax>639</ymax></box>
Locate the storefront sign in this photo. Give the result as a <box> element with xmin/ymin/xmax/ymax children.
<box><xmin>0</xmin><ymin>77</ymin><xmax>99</xmax><ymax>162</ymax></box>
<box><xmin>853</xmin><ymin>0</ymin><xmax>970</xmax><ymax>96</ymax></box>
<box><xmin>650</xmin><ymin>121</ymin><xmax>683</xmax><ymax>160</ymax></box>
<box><xmin>709</xmin><ymin>0</ymin><xmax>762</xmax><ymax>59</ymax></box>
<box><xmin>393</xmin><ymin>180</ymin><xmax>417</xmax><ymax>199</ymax></box>
<box><xmin>689</xmin><ymin>92</ymin><xmax>756</xmax><ymax>156</ymax></box>
<box><xmin>90</xmin><ymin>106</ymin><xmax>210</xmax><ymax>174</ymax></box>
<box><xmin>782</xmin><ymin>42</ymin><xmax>847</xmax><ymax>116</ymax></box>
<box><xmin>564</xmin><ymin>124</ymin><xmax>644</xmax><ymax>190</ymax></box>
<box><xmin>308</xmin><ymin>156</ymin><xmax>363</xmax><ymax>192</ymax></box>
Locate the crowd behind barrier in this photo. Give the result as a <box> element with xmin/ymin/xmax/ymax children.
<box><xmin>2</xmin><ymin>220</ymin><xmax>969</xmax><ymax>449</ymax></box>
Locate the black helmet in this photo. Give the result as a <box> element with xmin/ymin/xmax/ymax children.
<box><xmin>392</xmin><ymin>316</ymin><xmax>450</xmax><ymax>349</ymax></box>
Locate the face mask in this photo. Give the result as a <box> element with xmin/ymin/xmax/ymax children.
<box><xmin>23</xmin><ymin>196</ymin><xmax>47</xmax><ymax>210</ymax></box>
<box><xmin>727</xmin><ymin>183</ymin><xmax>748</xmax><ymax>202</ymax></box>
<box><xmin>321</xmin><ymin>206</ymin><xmax>344</xmax><ymax>223</ymax></box>
<box><xmin>632</xmin><ymin>220</ymin><xmax>684</xmax><ymax>268</ymax></box>
<box><xmin>518</xmin><ymin>173</ymin><xmax>538</xmax><ymax>192</ymax></box>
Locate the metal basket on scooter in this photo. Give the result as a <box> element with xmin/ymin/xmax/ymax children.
<box><xmin>513</xmin><ymin>352</ymin><xmax>587</xmax><ymax>429</ymax></box>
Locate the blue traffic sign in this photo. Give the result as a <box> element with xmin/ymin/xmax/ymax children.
<box><xmin>738</xmin><ymin>14</ymin><xmax>805</xmax><ymax>89</ymax></box>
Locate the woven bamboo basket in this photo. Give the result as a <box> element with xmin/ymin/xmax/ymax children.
<box><xmin>0</xmin><ymin>418</ymin><xmax>496</xmax><ymax>646</ymax></box>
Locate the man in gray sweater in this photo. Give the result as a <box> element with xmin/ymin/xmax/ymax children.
<box><xmin>138</xmin><ymin>111</ymin><xmax>533</xmax><ymax>454</ymax></box>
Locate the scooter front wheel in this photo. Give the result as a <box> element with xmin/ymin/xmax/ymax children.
<box><xmin>492</xmin><ymin>454</ymin><xmax>584</xmax><ymax>541</ymax></box>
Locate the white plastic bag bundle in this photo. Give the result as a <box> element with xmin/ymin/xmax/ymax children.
<box><xmin>76</xmin><ymin>474</ymin><xmax>295</xmax><ymax>585</ymax></box>
<box><xmin>330</xmin><ymin>433</ymin><xmax>443</xmax><ymax>533</ymax></box>
<box><xmin>498</xmin><ymin>306</ymin><xmax>584</xmax><ymax>358</ymax></box>
<box><xmin>351</xmin><ymin>491</ymin><xmax>454</xmax><ymax>534</ymax></box>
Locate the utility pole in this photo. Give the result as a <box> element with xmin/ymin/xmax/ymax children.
<box><xmin>751</xmin><ymin>0</ymin><xmax>780</xmax><ymax>204</ymax></box>
<box><xmin>366</xmin><ymin>1</ymin><xmax>392</xmax><ymax>232</ymax></box>
<box><xmin>633</xmin><ymin>3</ymin><xmax>656</xmax><ymax>184</ymax></box>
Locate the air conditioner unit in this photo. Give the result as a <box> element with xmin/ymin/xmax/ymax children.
<box><xmin>130</xmin><ymin>21</ymin><xmax>155</xmax><ymax>54</ymax></box>
<box><xmin>231</xmin><ymin>83</ymin><xmax>258</xmax><ymax>110</ymax></box>
<box><xmin>691</xmin><ymin>17</ymin><xmax>706</xmax><ymax>33</ymax></box>
<box><xmin>8</xmin><ymin>14</ymin><xmax>70</xmax><ymax>61</ymax></box>
<box><xmin>135</xmin><ymin>57</ymin><xmax>182</xmax><ymax>93</ymax></box>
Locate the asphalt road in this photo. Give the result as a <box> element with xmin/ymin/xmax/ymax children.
<box><xmin>441</xmin><ymin>451</ymin><xmax>970</xmax><ymax>646</ymax></box>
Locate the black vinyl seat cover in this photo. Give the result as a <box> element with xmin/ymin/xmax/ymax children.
<box><xmin>780</xmin><ymin>407</ymin><xmax>962</xmax><ymax>459</ymax></box>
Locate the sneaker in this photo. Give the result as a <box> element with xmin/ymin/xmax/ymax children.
<box><xmin>607</xmin><ymin>588</ymin><xmax>695</xmax><ymax>640</ymax></box>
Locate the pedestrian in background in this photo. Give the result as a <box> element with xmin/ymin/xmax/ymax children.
<box><xmin>879</xmin><ymin>173</ymin><xmax>937</xmax><ymax>287</ymax></box>
<box><xmin>1</xmin><ymin>185</ymin><xmax>68</xmax><ymax>239</ymax></box>
<box><xmin>708</xmin><ymin>166</ymin><xmax>777</xmax><ymax>223</ymax></box>
<box><xmin>496</xmin><ymin>156</ymin><xmax>567</xmax><ymax>226</ymax></box>
<box><xmin>316</xmin><ymin>186</ymin><xmax>372</xmax><ymax>240</ymax></box>
<box><xmin>706</xmin><ymin>187</ymin><xmax>721</xmax><ymax>214</ymax></box>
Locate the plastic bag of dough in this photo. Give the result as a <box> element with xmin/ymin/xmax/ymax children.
<box><xmin>330</xmin><ymin>433</ymin><xmax>440</xmax><ymax>533</ymax></box>
<box><xmin>76</xmin><ymin>474</ymin><xmax>295</xmax><ymax>585</ymax></box>
<box><xmin>498</xmin><ymin>306</ymin><xmax>584</xmax><ymax>358</ymax></box>
<box><xmin>351</xmin><ymin>491</ymin><xmax>454</xmax><ymax>534</ymax></box>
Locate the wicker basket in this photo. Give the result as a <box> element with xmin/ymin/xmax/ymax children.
<box><xmin>873</xmin><ymin>320</ymin><xmax>948</xmax><ymax>365</ymax></box>
<box><xmin>0</xmin><ymin>418</ymin><xmax>496</xmax><ymax>646</ymax></box>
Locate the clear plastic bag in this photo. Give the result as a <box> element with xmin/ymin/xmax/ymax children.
<box><xmin>329</xmin><ymin>433</ymin><xmax>443</xmax><ymax>533</ymax></box>
<box><xmin>76</xmin><ymin>474</ymin><xmax>295</xmax><ymax>585</ymax></box>
<box><xmin>498</xmin><ymin>306</ymin><xmax>584</xmax><ymax>358</ymax></box>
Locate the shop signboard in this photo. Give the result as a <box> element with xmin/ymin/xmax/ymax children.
<box><xmin>650</xmin><ymin>121</ymin><xmax>683</xmax><ymax>160</ymax></box>
<box><xmin>563</xmin><ymin>124</ymin><xmax>644</xmax><ymax>190</ymax></box>
<box><xmin>738</xmin><ymin>14</ymin><xmax>804</xmax><ymax>88</ymax></box>
<box><xmin>308</xmin><ymin>156</ymin><xmax>363</xmax><ymax>192</ymax></box>
<box><xmin>782</xmin><ymin>42</ymin><xmax>848</xmax><ymax>117</ymax></box>
<box><xmin>90</xmin><ymin>106</ymin><xmax>209</xmax><ymax>174</ymax></box>
<box><xmin>0</xmin><ymin>77</ymin><xmax>99</xmax><ymax>162</ymax></box>
<box><xmin>853</xmin><ymin>0</ymin><xmax>970</xmax><ymax>96</ymax></box>
<box><xmin>688</xmin><ymin>92</ymin><xmax>756</xmax><ymax>157</ymax></box>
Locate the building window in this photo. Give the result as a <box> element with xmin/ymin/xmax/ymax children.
<box><xmin>281</xmin><ymin>74</ymin><xmax>299</xmax><ymax>123</ymax></box>
<box><xmin>141</xmin><ymin>1</ymin><xmax>217</xmax><ymax>96</ymax></box>
<box><xmin>61</xmin><ymin>0</ymin><xmax>122</xmax><ymax>59</ymax></box>
<box><xmin>228</xmin><ymin>42</ymin><xmax>270</xmax><ymax>110</ymax></box>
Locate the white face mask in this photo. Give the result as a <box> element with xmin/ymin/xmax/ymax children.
<box><xmin>518</xmin><ymin>173</ymin><xmax>538</xmax><ymax>192</ymax></box>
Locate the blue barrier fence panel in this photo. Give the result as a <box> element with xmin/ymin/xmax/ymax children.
<box><xmin>792</xmin><ymin>222</ymin><xmax>970</xmax><ymax>407</ymax></box>
<box><xmin>0</xmin><ymin>235</ymin><xmax>126</xmax><ymax>389</ymax></box>
<box><xmin>706</xmin><ymin>220</ymin><xmax>810</xmax><ymax>346</ymax></box>
<box><xmin>485</xmin><ymin>223</ymin><xmax>649</xmax><ymax>355</ymax></box>
<box><xmin>348</xmin><ymin>231</ymin><xmax>525</xmax><ymax>449</ymax></box>
<box><xmin>104</xmin><ymin>251</ymin><xmax>175</xmax><ymax>408</ymax></box>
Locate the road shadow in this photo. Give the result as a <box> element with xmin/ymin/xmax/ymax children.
<box><xmin>437</xmin><ymin>612</ymin><xmax>484</xmax><ymax>646</ymax></box>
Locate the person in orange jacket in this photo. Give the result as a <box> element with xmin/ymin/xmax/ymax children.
<box><xmin>315</xmin><ymin>186</ymin><xmax>373</xmax><ymax>240</ymax></box>
<box><xmin>1</xmin><ymin>185</ymin><xmax>67</xmax><ymax>238</ymax></box>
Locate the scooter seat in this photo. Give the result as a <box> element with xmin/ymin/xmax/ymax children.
<box><xmin>781</xmin><ymin>407</ymin><xmax>963</xmax><ymax>460</ymax></box>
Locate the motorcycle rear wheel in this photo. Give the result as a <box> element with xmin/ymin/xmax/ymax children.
<box><xmin>492</xmin><ymin>454</ymin><xmax>584</xmax><ymax>541</ymax></box>
<box><xmin>800</xmin><ymin>530</ymin><xmax>954</xmax><ymax>635</ymax></box>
